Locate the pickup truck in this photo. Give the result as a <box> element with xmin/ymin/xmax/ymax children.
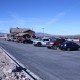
<box><xmin>46</xmin><ymin>38</ymin><xmax>65</xmax><ymax>49</ymax></box>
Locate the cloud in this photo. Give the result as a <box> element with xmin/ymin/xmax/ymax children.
<box><xmin>56</xmin><ymin>12</ymin><xmax>65</xmax><ymax>17</ymax></box>
<box><xmin>0</xmin><ymin>12</ymin><xmax>65</xmax><ymax>33</ymax></box>
<box><xmin>46</xmin><ymin>12</ymin><xmax>65</xmax><ymax>26</ymax></box>
<box><xmin>7</xmin><ymin>12</ymin><xmax>46</xmax><ymax>28</ymax></box>
<box><xmin>35</xmin><ymin>12</ymin><xmax>65</xmax><ymax>32</ymax></box>
<box><xmin>33</xmin><ymin>12</ymin><xmax>66</xmax><ymax>33</ymax></box>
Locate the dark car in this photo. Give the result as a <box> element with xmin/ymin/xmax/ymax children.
<box><xmin>46</xmin><ymin>38</ymin><xmax>65</xmax><ymax>50</ymax></box>
<box><xmin>23</xmin><ymin>38</ymin><xmax>33</xmax><ymax>44</ymax></box>
<box><xmin>59</xmin><ymin>41</ymin><xmax>80</xmax><ymax>51</ymax></box>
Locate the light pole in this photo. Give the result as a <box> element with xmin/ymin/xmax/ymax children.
<box><xmin>42</xmin><ymin>28</ymin><xmax>44</xmax><ymax>37</ymax></box>
<box><xmin>32</xmin><ymin>27</ymin><xmax>33</xmax><ymax>31</ymax></box>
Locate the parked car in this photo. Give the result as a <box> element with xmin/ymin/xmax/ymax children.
<box><xmin>10</xmin><ymin>37</ymin><xmax>17</xmax><ymax>42</ymax></box>
<box><xmin>5</xmin><ymin>37</ymin><xmax>13</xmax><ymax>41</ymax></box>
<box><xmin>59</xmin><ymin>41</ymin><xmax>80</xmax><ymax>51</ymax></box>
<box><xmin>23</xmin><ymin>38</ymin><xmax>33</xmax><ymax>44</ymax></box>
<box><xmin>46</xmin><ymin>38</ymin><xmax>65</xmax><ymax>50</ymax></box>
<box><xmin>33</xmin><ymin>38</ymin><xmax>50</xmax><ymax>47</ymax></box>
<box><xmin>16</xmin><ymin>37</ymin><xmax>25</xmax><ymax>43</ymax></box>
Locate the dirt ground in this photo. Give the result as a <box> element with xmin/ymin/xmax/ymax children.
<box><xmin>0</xmin><ymin>48</ymin><xmax>32</xmax><ymax>80</ymax></box>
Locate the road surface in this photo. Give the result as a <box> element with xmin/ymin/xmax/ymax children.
<box><xmin>0</xmin><ymin>38</ymin><xmax>80</xmax><ymax>80</ymax></box>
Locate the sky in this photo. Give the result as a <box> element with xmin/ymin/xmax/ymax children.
<box><xmin>0</xmin><ymin>0</ymin><xmax>80</xmax><ymax>35</ymax></box>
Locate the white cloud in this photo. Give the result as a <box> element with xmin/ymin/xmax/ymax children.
<box><xmin>36</xmin><ymin>12</ymin><xmax>65</xmax><ymax>32</ymax></box>
<box><xmin>46</xmin><ymin>12</ymin><xmax>65</xmax><ymax>26</ymax></box>
<box><xmin>0</xmin><ymin>12</ymin><xmax>65</xmax><ymax>33</ymax></box>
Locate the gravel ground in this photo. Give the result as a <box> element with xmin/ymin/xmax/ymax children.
<box><xmin>0</xmin><ymin>48</ymin><xmax>32</xmax><ymax>80</ymax></box>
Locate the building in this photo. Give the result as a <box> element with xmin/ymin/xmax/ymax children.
<box><xmin>10</xmin><ymin>27</ymin><xmax>35</xmax><ymax>38</ymax></box>
<box><xmin>0</xmin><ymin>33</ymin><xmax>12</xmax><ymax>38</ymax></box>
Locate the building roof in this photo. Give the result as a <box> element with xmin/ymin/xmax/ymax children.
<box><xmin>16</xmin><ymin>33</ymin><xmax>28</xmax><ymax>36</ymax></box>
<box><xmin>10</xmin><ymin>27</ymin><xmax>31</xmax><ymax>33</ymax></box>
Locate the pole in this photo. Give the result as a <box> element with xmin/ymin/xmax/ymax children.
<box><xmin>42</xmin><ymin>28</ymin><xmax>44</xmax><ymax>37</ymax></box>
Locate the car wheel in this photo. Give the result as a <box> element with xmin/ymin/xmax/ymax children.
<box><xmin>67</xmin><ymin>48</ymin><xmax>70</xmax><ymax>51</ymax></box>
<box><xmin>23</xmin><ymin>41</ymin><xmax>24</xmax><ymax>43</ymax></box>
<box><xmin>52</xmin><ymin>45</ymin><xmax>57</xmax><ymax>50</ymax></box>
<box><xmin>47</xmin><ymin>47</ymin><xmax>51</xmax><ymax>49</ymax></box>
<box><xmin>78</xmin><ymin>47</ymin><xmax>80</xmax><ymax>51</ymax></box>
<box><xmin>37</xmin><ymin>42</ymin><xmax>42</xmax><ymax>47</ymax></box>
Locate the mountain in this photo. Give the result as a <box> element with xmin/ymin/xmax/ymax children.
<box><xmin>0</xmin><ymin>33</ymin><xmax>5</xmax><ymax>37</ymax></box>
<box><xmin>35</xmin><ymin>32</ymin><xmax>51</xmax><ymax>37</ymax></box>
<box><xmin>35</xmin><ymin>32</ymin><xmax>80</xmax><ymax>39</ymax></box>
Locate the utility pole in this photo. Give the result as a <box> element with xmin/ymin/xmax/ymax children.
<box><xmin>42</xmin><ymin>28</ymin><xmax>44</xmax><ymax>37</ymax></box>
<box><xmin>32</xmin><ymin>27</ymin><xmax>33</xmax><ymax>31</ymax></box>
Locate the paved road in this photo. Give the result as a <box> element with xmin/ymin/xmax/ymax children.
<box><xmin>0</xmin><ymin>38</ymin><xmax>80</xmax><ymax>80</ymax></box>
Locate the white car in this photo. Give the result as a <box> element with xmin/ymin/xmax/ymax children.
<box><xmin>33</xmin><ymin>38</ymin><xmax>50</xmax><ymax>47</ymax></box>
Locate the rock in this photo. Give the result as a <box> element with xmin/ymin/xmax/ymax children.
<box><xmin>0</xmin><ymin>49</ymin><xmax>31</xmax><ymax>80</ymax></box>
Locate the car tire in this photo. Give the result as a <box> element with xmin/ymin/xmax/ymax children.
<box><xmin>23</xmin><ymin>41</ymin><xmax>26</xmax><ymax>44</ymax></box>
<box><xmin>52</xmin><ymin>45</ymin><xmax>57</xmax><ymax>50</ymax></box>
<box><xmin>47</xmin><ymin>47</ymin><xmax>51</xmax><ymax>49</ymax></box>
<box><xmin>78</xmin><ymin>47</ymin><xmax>80</xmax><ymax>51</ymax></box>
<box><xmin>67</xmin><ymin>48</ymin><xmax>70</xmax><ymax>51</ymax></box>
<box><xmin>37</xmin><ymin>42</ymin><xmax>42</xmax><ymax>47</ymax></box>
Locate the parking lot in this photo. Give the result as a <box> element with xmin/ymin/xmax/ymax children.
<box><xmin>0</xmin><ymin>38</ymin><xmax>80</xmax><ymax>80</ymax></box>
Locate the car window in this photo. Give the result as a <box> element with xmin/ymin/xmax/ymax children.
<box><xmin>72</xmin><ymin>42</ymin><xmax>78</xmax><ymax>46</ymax></box>
<box><xmin>13</xmin><ymin>38</ymin><xmax>16</xmax><ymax>39</ymax></box>
<box><xmin>66</xmin><ymin>42</ymin><xmax>72</xmax><ymax>46</ymax></box>
<box><xmin>58</xmin><ymin>39</ymin><xmax>65</xmax><ymax>42</ymax></box>
<box><xmin>43</xmin><ymin>39</ymin><xmax>49</xmax><ymax>41</ymax></box>
<box><xmin>50</xmin><ymin>38</ymin><xmax>57</xmax><ymax>41</ymax></box>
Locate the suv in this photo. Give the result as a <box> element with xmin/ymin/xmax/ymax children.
<box><xmin>46</xmin><ymin>38</ymin><xmax>65</xmax><ymax>49</ymax></box>
<box><xmin>33</xmin><ymin>38</ymin><xmax>50</xmax><ymax>47</ymax></box>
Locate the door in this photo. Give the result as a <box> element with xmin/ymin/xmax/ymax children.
<box><xmin>71</xmin><ymin>42</ymin><xmax>78</xmax><ymax>50</ymax></box>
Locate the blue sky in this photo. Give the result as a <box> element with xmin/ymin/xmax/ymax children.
<box><xmin>0</xmin><ymin>0</ymin><xmax>80</xmax><ymax>35</ymax></box>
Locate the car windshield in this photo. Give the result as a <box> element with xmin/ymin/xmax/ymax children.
<box><xmin>50</xmin><ymin>38</ymin><xmax>58</xmax><ymax>41</ymax></box>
